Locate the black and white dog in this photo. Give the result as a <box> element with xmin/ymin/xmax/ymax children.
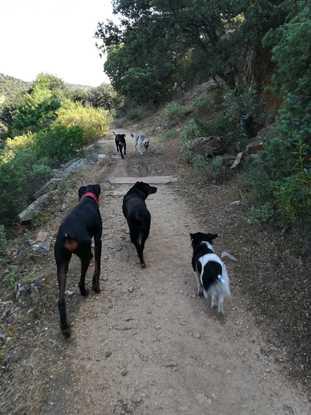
<box><xmin>113</xmin><ymin>131</ymin><xmax>127</xmax><ymax>159</ymax></box>
<box><xmin>122</xmin><ymin>182</ymin><xmax>157</xmax><ymax>268</ymax></box>
<box><xmin>54</xmin><ymin>184</ymin><xmax>102</xmax><ymax>337</ymax></box>
<box><xmin>190</xmin><ymin>232</ymin><xmax>230</xmax><ymax>313</ymax></box>
<box><xmin>130</xmin><ymin>133</ymin><xmax>150</xmax><ymax>155</ymax></box>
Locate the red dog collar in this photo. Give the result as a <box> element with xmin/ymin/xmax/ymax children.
<box><xmin>82</xmin><ymin>192</ymin><xmax>99</xmax><ymax>204</ymax></box>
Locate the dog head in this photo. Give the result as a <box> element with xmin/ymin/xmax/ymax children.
<box><xmin>78</xmin><ymin>184</ymin><xmax>101</xmax><ymax>201</ymax></box>
<box><xmin>134</xmin><ymin>181</ymin><xmax>157</xmax><ymax>197</ymax></box>
<box><xmin>190</xmin><ymin>232</ymin><xmax>218</xmax><ymax>249</ymax></box>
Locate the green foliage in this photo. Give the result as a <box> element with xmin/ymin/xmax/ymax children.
<box><xmin>56</xmin><ymin>101</ymin><xmax>111</xmax><ymax>143</ymax></box>
<box><xmin>192</xmin><ymin>96</ymin><xmax>210</xmax><ymax>112</ymax></box>
<box><xmin>0</xmin><ymin>225</ymin><xmax>7</xmax><ymax>257</ymax></box>
<box><xmin>164</xmin><ymin>102</ymin><xmax>190</xmax><ymax>125</ymax></box>
<box><xmin>160</xmin><ymin>128</ymin><xmax>177</xmax><ymax>141</ymax></box>
<box><xmin>0</xmin><ymin>133</ymin><xmax>51</xmax><ymax>224</ymax></box>
<box><xmin>32</xmin><ymin>73</ymin><xmax>65</xmax><ymax>94</ymax></box>
<box><xmin>3</xmin><ymin>266</ymin><xmax>19</xmax><ymax>289</ymax></box>
<box><xmin>97</xmin><ymin>0</ymin><xmax>290</xmax><ymax>103</ymax></box>
<box><xmin>69</xmin><ymin>83</ymin><xmax>117</xmax><ymax>111</ymax></box>
<box><xmin>125</xmin><ymin>105</ymin><xmax>145</xmax><ymax>121</ymax></box>
<box><xmin>180</xmin><ymin>118</ymin><xmax>207</xmax><ymax>162</ymax></box>
<box><xmin>0</xmin><ymin>73</ymin><xmax>29</xmax><ymax>107</ymax></box>
<box><xmin>248</xmin><ymin>5</ymin><xmax>311</xmax><ymax>227</ymax></box>
<box><xmin>34</xmin><ymin>126</ymin><xmax>84</xmax><ymax>164</ymax></box>
<box><xmin>10</xmin><ymin>91</ymin><xmax>61</xmax><ymax>136</ymax></box>
<box><xmin>0</xmin><ymin>74</ymin><xmax>112</xmax><ymax>227</ymax></box>
<box><xmin>191</xmin><ymin>154</ymin><xmax>209</xmax><ymax>173</ymax></box>
<box><xmin>0</xmin><ymin>121</ymin><xmax>8</xmax><ymax>140</ymax></box>
<box><xmin>263</xmin><ymin>5</ymin><xmax>311</xmax><ymax>98</ymax></box>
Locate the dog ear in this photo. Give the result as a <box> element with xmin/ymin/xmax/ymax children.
<box><xmin>93</xmin><ymin>184</ymin><xmax>101</xmax><ymax>197</ymax></box>
<box><xmin>78</xmin><ymin>186</ymin><xmax>87</xmax><ymax>200</ymax></box>
<box><xmin>207</xmin><ymin>233</ymin><xmax>218</xmax><ymax>241</ymax></box>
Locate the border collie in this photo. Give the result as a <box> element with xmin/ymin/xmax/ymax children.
<box><xmin>113</xmin><ymin>131</ymin><xmax>127</xmax><ymax>159</ymax></box>
<box><xmin>190</xmin><ymin>232</ymin><xmax>231</xmax><ymax>313</ymax></box>
<box><xmin>130</xmin><ymin>133</ymin><xmax>150</xmax><ymax>155</ymax></box>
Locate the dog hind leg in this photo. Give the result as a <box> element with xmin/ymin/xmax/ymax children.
<box><xmin>79</xmin><ymin>254</ymin><xmax>91</xmax><ymax>296</ymax></box>
<box><xmin>218</xmin><ymin>295</ymin><xmax>224</xmax><ymax>314</ymax></box>
<box><xmin>195</xmin><ymin>272</ymin><xmax>204</xmax><ymax>297</ymax></box>
<box><xmin>211</xmin><ymin>292</ymin><xmax>217</xmax><ymax>308</ymax></box>
<box><xmin>57</xmin><ymin>260</ymin><xmax>71</xmax><ymax>337</ymax></box>
<box><xmin>92</xmin><ymin>236</ymin><xmax>102</xmax><ymax>293</ymax></box>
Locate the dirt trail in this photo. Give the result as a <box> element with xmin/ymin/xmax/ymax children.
<box><xmin>43</xmin><ymin>138</ymin><xmax>310</xmax><ymax>415</ymax></box>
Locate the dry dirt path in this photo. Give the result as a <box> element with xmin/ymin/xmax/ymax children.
<box><xmin>44</xmin><ymin>139</ymin><xmax>310</xmax><ymax>415</ymax></box>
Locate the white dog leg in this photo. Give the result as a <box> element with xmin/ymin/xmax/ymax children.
<box><xmin>211</xmin><ymin>293</ymin><xmax>216</xmax><ymax>308</ymax></box>
<box><xmin>218</xmin><ymin>296</ymin><xmax>224</xmax><ymax>314</ymax></box>
<box><xmin>195</xmin><ymin>273</ymin><xmax>203</xmax><ymax>297</ymax></box>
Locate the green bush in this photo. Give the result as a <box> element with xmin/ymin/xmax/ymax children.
<box><xmin>0</xmin><ymin>73</ymin><xmax>112</xmax><ymax>227</ymax></box>
<box><xmin>192</xmin><ymin>154</ymin><xmax>209</xmax><ymax>173</ymax></box>
<box><xmin>0</xmin><ymin>225</ymin><xmax>7</xmax><ymax>257</ymax></box>
<box><xmin>160</xmin><ymin>128</ymin><xmax>177</xmax><ymax>141</ymax></box>
<box><xmin>180</xmin><ymin>118</ymin><xmax>207</xmax><ymax>162</ymax></box>
<box><xmin>0</xmin><ymin>134</ymin><xmax>52</xmax><ymax>224</ymax></box>
<box><xmin>192</xmin><ymin>96</ymin><xmax>210</xmax><ymax>112</ymax></box>
<box><xmin>35</xmin><ymin>125</ymin><xmax>84</xmax><ymax>164</ymax></box>
<box><xmin>247</xmin><ymin>6</ymin><xmax>311</xmax><ymax>227</ymax></box>
<box><xmin>56</xmin><ymin>101</ymin><xmax>111</xmax><ymax>143</ymax></box>
<box><xmin>10</xmin><ymin>89</ymin><xmax>61</xmax><ymax>136</ymax></box>
<box><xmin>164</xmin><ymin>102</ymin><xmax>190</xmax><ymax>125</ymax></box>
<box><xmin>126</xmin><ymin>106</ymin><xmax>145</xmax><ymax>121</ymax></box>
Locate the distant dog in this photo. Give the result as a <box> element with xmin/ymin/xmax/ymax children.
<box><xmin>122</xmin><ymin>182</ymin><xmax>157</xmax><ymax>268</ymax></box>
<box><xmin>131</xmin><ymin>133</ymin><xmax>150</xmax><ymax>155</ymax></box>
<box><xmin>113</xmin><ymin>131</ymin><xmax>127</xmax><ymax>159</ymax></box>
<box><xmin>54</xmin><ymin>184</ymin><xmax>102</xmax><ymax>337</ymax></box>
<box><xmin>190</xmin><ymin>232</ymin><xmax>230</xmax><ymax>313</ymax></box>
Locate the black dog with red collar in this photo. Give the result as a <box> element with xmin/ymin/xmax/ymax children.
<box><xmin>54</xmin><ymin>184</ymin><xmax>102</xmax><ymax>338</ymax></box>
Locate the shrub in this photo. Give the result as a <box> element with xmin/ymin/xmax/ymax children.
<box><xmin>192</xmin><ymin>154</ymin><xmax>209</xmax><ymax>173</ymax></box>
<box><xmin>0</xmin><ymin>134</ymin><xmax>51</xmax><ymax>224</ymax></box>
<box><xmin>247</xmin><ymin>6</ymin><xmax>311</xmax><ymax>227</ymax></box>
<box><xmin>126</xmin><ymin>106</ymin><xmax>145</xmax><ymax>121</ymax></box>
<box><xmin>180</xmin><ymin>118</ymin><xmax>207</xmax><ymax>162</ymax></box>
<box><xmin>34</xmin><ymin>125</ymin><xmax>84</xmax><ymax>164</ymax></box>
<box><xmin>164</xmin><ymin>102</ymin><xmax>190</xmax><ymax>125</ymax></box>
<box><xmin>56</xmin><ymin>101</ymin><xmax>111</xmax><ymax>143</ymax></box>
<box><xmin>10</xmin><ymin>89</ymin><xmax>61</xmax><ymax>136</ymax></box>
<box><xmin>0</xmin><ymin>225</ymin><xmax>7</xmax><ymax>257</ymax></box>
<box><xmin>160</xmin><ymin>128</ymin><xmax>177</xmax><ymax>141</ymax></box>
<box><xmin>192</xmin><ymin>96</ymin><xmax>210</xmax><ymax>112</ymax></box>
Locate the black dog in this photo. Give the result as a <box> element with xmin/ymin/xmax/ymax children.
<box><xmin>54</xmin><ymin>184</ymin><xmax>102</xmax><ymax>337</ymax></box>
<box><xmin>113</xmin><ymin>131</ymin><xmax>126</xmax><ymax>159</ymax></box>
<box><xmin>122</xmin><ymin>182</ymin><xmax>157</xmax><ymax>268</ymax></box>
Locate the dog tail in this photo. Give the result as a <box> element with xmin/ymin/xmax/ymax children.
<box><xmin>217</xmin><ymin>273</ymin><xmax>231</xmax><ymax>297</ymax></box>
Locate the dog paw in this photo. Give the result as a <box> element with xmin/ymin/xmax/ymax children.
<box><xmin>61</xmin><ymin>325</ymin><xmax>71</xmax><ymax>338</ymax></box>
<box><xmin>92</xmin><ymin>284</ymin><xmax>101</xmax><ymax>294</ymax></box>
<box><xmin>79</xmin><ymin>286</ymin><xmax>89</xmax><ymax>297</ymax></box>
<box><xmin>141</xmin><ymin>263</ymin><xmax>146</xmax><ymax>269</ymax></box>
<box><xmin>197</xmin><ymin>288</ymin><xmax>204</xmax><ymax>297</ymax></box>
